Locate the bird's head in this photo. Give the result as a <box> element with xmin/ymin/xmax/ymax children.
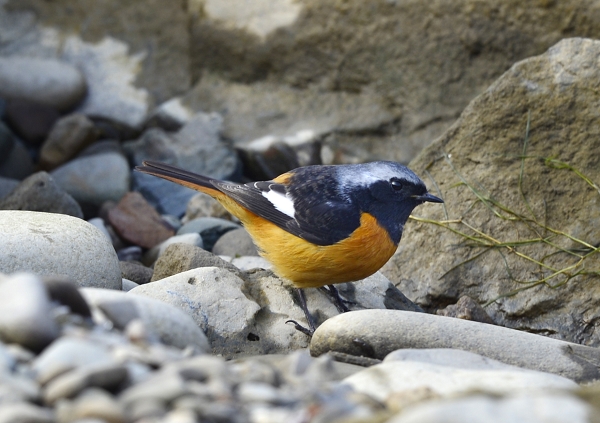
<box><xmin>336</xmin><ymin>161</ymin><xmax>443</xmax><ymax>243</ymax></box>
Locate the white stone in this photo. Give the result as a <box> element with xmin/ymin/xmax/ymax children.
<box><xmin>130</xmin><ymin>267</ymin><xmax>260</xmax><ymax>356</ymax></box>
<box><xmin>81</xmin><ymin>287</ymin><xmax>210</xmax><ymax>354</ymax></box>
<box><xmin>389</xmin><ymin>393</ymin><xmax>590</xmax><ymax>423</ymax></box>
<box><xmin>0</xmin><ymin>56</ymin><xmax>86</xmax><ymax>111</ymax></box>
<box><xmin>0</xmin><ymin>211</ymin><xmax>121</xmax><ymax>289</ymax></box>
<box><xmin>343</xmin><ymin>359</ymin><xmax>577</xmax><ymax>402</ymax></box>
<box><xmin>202</xmin><ymin>0</ymin><xmax>301</xmax><ymax>40</ymax></box>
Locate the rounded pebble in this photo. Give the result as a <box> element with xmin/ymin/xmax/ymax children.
<box><xmin>0</xmin><ymin>211</ymin><xmax>121</xmax><ymax>289</ymax></box>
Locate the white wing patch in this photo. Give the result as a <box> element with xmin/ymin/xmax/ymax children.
<box><xmin>262</xmin><ymin>189</ymin><xmax>295</xmax><ymax>218</ymax></box>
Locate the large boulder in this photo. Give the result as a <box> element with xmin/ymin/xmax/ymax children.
<box><xmin>383</xmin><ymin>38</ymin><xmax>600</xmax><ymax>346</ymax></box>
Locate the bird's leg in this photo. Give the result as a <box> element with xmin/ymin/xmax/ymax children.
<box><xmin>286</xmin><ymin>288</ymin><xmax>317</xmax><ymax>336</ymax></box>
<box><xmin>322</xmin><ymin>284</ymin><xmax>350</xmax><ymax>313</ymax></box>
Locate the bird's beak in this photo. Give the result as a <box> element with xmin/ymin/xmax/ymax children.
<box><xmin>413</xmin><ymin>192</ymin><xmax>444</xmax><ymax>203</ymax></box>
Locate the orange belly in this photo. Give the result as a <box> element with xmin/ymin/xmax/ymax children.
<box><xmin>215</xmin><ymin>192</ymin><xmax>398</xmax><ymax>288</ymax></box>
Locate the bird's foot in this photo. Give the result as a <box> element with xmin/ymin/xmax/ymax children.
<box><xmin>286</xmin><ymin>319</ymin><xmax>314</xmax><ymax>337</ymax></box>
<box><xmin>321</xmin><ymin>284</ymin><xmax>351</xmax><ymax>313</ymax></box>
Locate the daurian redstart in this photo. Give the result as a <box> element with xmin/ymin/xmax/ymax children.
<box><xmin>136</xmin><ymin>160</ymin><xmax>443</xmax><ymax>334</ymax></box>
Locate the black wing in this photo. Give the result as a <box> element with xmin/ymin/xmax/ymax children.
<box><xmin>216</xmin><ymin>166</ymin><xmax>361</xmax><ymax>246</ymax></box>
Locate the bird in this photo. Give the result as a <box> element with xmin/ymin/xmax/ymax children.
<box><xmin>135</xmin><ymin>160</ymin><xmax>443</xmax><ymax>335</ymax></box>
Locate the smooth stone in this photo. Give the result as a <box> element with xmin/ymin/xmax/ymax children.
<box><xmin>54</xmin><ymin>387</ymin><xmax>125</xmax><ymax>423</ymax></box>
<box><xmin>0</xmin><ymin>57</ymin><xmax>86</xmax><ymax>112</ymax></box>
<box><xmin>87</xmin><ymin>217</ymin><xmax>112</xmax><ymax>241</ymax></box>
<box><xmin>176</xmin><ymin>217</ymin><xmax>240</xmax><ymax>251</ymax></box>
<box><xmin>0</xmin><ymin>172</ymin><xmax>83</xmax><ymax>218</ymax></box>
<box><xmin>145</xmin><ymin>97</ymin><xmax>194</xmax><ymax>131</ymax></box>
<box><xmin>0</xmin><ymin>137</ymin><xmax>35</xmax><ymax>180</ymax></box>
<box><xmin>42</xmin><ymin>278</ymin><xmax>92</xmax><ymax>319</ymax></box>
<box><xmin>81</xmin><ymin>287</ymin><xmax>210</xmax><ymax>354</ymax></box>
<box><xmin>182</xmin><ymin>192</ymin><xmax>231</xmax><ymax>222</ymax></box>
<box><xmin>0</xmin><ymin>177</ymin><xmax>18</xmax><ymax>201</ymax></box>
<box><xmin>388</xmin><ymin>393</ymin><xmax>590</xmax><ymax>423</ymax></box>
<box><xmin>310</xmin><ymin>309</ymin><xmax>600</xmax><ymax>383</ymax></box>
<box><xmin>119</xmin><ymin>261</ymin><xmax>153</xmax><ymax>285</ymax></box>
<box><xmin>66</xmin><ymin>36</ymin><xmax>150</xmax><ymax>129</ymax></box>
<box><xmin>0</xmin><ymin>273</ymin><xmax>60</xmax><ymax>351</ymax></box>
<box><xmin>230</xmin><ymin>256</ymin><xmax>272</xmax><ymax>271</ymax></box>
<box><xmin>130</xmin><ymin>267</ymin><xmax>260</xmax><ymax>357</ymax></box>
<box><xmin>150</xmin><ymin>243</ymin><xmax>243</xmax><ymax>282</ymax></box>
<box><xmin>4</xmin><ymin>98</ymin><xmax>60</xmax><ymax>145</ymax></box>
<box><xmin>128</xmin><ymin>113</ymin><xmax>239</xmax><ymax>216</ymax></box>
<box><xmin>0</xmin><ymin>121</ymin><xmax>16</xmax><ymax>161</ymax></box>
<box><xmin>0</xmin><ymin>371</ymin><xmax>41</xmax><ymax>403</ymax></box>
<box><xmin>143</xmin><ymin>232</ymin><xmax>204</xmax><ymax>265</ymax></box>
<box><xmin>384</xmin><ymin>348</ymin><xmax>523</xmax><ymax>369</ymax></box>
<box><xmin>116</xmin><ymin>246</ymin><xmax>143</xmax><ymax>262</ymax></box>
<box><xmin>0</xmin><ymin>211</ymin><xmax>121</xmax><ymax>289</ymax></box>
<box><xmin>122</xmin><ymin>278</ymin><xmax>139</xmax><ymax>292</ymax></box>
<box><xmin>39</xmin><ymin>114</ymin><xmax>99</xmax><ymax>170</ymax></box>
<box><xmin>32</xmin><ymin>337</ymin><xmax>114</xmax><ymax>386</ymax></box>
<box><xmin>43</xmin><ymin>362</ymin><xmax>128</xmax><ymax>405</ymax></box>
<box><xmin>51</xmin><ymin>152</ymin><xmax>130</xmax><ymax>210</ymax></box>
<box><xmin>212</xmin><ymin>228</ymin><xmax>258</xmax><ymax>257</ymax></box>
<box><xmin>342</xmin><ymin>350</ymin><xmax>577</xmax><ymax>402</ymax></box>
<box><xmin>0</xmin><ymin>403</ymin><xmax>54</xmax><ymax>423</ymax></box>
<box><xmin>107</xmin><ymin>192</ymin><xmax>174</xmax><ymax>249</ymax></box>
<box><xmin>436</xmin><ymin>295</ymin><xmax>495</xmax><ymax>324</ymax></box>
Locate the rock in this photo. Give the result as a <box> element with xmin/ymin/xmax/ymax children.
<box><xmin>39</xmin><ymin>114</ymin><xmax>100</xmax><ymax>170</ymax></box>
<box><xmin>32</xmin><ymin>337</ymin><xmax>114</xmax><ymax>385</ymax></box>
<box><xmin>127</xmin><ymin>113</ymin><xmax>239</xmax><ymax>216</ymax></box>
<box><xmin>383</xmin><ymin>38</ymin><xmax>600</xmax><ymax>347</ymax></box>
<box><xmin>143</xmin><ymin>233</ymin><xmax>204</xmax><ymax>265</ymax></box>
<box><xmin>122</xmin><ymin>279</ymin><xmax>139</xmax><ymax>292</ymax></box>
<box><xmin>0</xmin><ymin>273</ymin><xmax>60</xmax><ymax>351</ymax></box>
<box><xmin>4</xmin><ymin>98</ymin><xmax>61</xmax><ymax>145</ymax></box>
<box><xmin>0</xmin><ymin>121</ymin><xmax>16</xmax><ymax>162</ymax></box>
<box><xmin>0</xmin><ymin>57</ymin><xmax>86</xmax><ymax>112</ymax></box>
<box><xmin>116</xmin><ymin>246</ymin><xmax>143</xmax><ymax>262</ymax></box>
<box><xmin>184</xmin><ymin>75</ymin><xmax>395</xmax><ymax>159</ymax></box>
<box><xmin>7</xmin><ymin>0</ymin><xmax>192</xmax><ymax>103</ymax></box>
<box><xmin>81</xmin><ymin>287</ymin><xmax>210</xmax><ymax>354</ymax></box>
<box><xmin>150</xmin><ymin>243</ymin><xmax>243</xmax><ymax>282</ymax></box>
<box><xmin>43</xmin><ymin>361</ymin><xmax>128</xmax><ymax>405</ymax></box>
<box><xmin>51</xmin><ymin>152</ymin><xmax>130</xmax><ymax>213</ymax></box>
<box><xmin>0</xmin><ymin>142</ymin><xmax>35</xmax><ymax>181</ymax></box>
<box><xmin>145</xmin><ymin>97</ymin><xmax>194</xmax><ymax>131</ymax></box>
<box><xmin>177</xmin><ymin>217</ymin><xmax>240</xmax><ymax>251</ymax></box>
<box><xmin>54</xmin><ymin>387</ymin><xmax>125</xmax><ymax>423</ymax></box>
<box><xmin>0</xmin><ymin>211</ymin><xmax>121</xmax><ymax>289</ymax></box>
<box><xmin>0</xmin><ymin>177</ymin><xmax>18</xmax><ymax>201</ymax></box>
<box><xmin>190</xmin><ymin>2</ymin><xmax>600</xmax><ymax>164</ymax></box>
<box><xmin>212</xmin><ymin>228</ymin><xmax>258</xmax><ymax>257</ymax></box>
<box><xmin>182</xmin><ymin>192</ymin><xmax>232</xmax><ymax>223</ymax></box>
<box><xmin>42</xmin><ymin>278</ymin><xmax>92</xmax><ymax>319</ymax></box>
<box><xmin>343</xmin><ymin>350</ymin><xmax>576</xmax><ymax>403</ymax></box>
<box><xmin>436</xmin><ymin>296</ymin><xmax>495</xmax><ymax>324</ymax></box>
<box><xmin>119</xmin><ymin>261</ymin><xmax>153</xmax><ymax>285</ymax></box>
<box><xmin>310</xmin><ymin>309</ymin><xmax>600</xmax><ymax>383</ymax></box>
<box><xmin>107</xmin><ymin>192</ymin><xmax>174</xmax><ymax>249</ymax></box>
<box><xmin>131</xmin><ymin>267</ymin><xmax>260</xmax><ymax>357</ymax></box>
<box><xmin>238</xmin><ymin>136</ymin><xmax>308</xmax><ymax>181</ymax></box>
<box><xmin>0</xmin><ymin>403</ymin><xmax>54</xmax><ymax>423</ymax></box>
<box><xmin>388</xmin><ymin>393</ymin><xmax>590</xmax><ymax>423</ymax></box>
<box><xmin>0</xmin><ymin>172</ymin><xmax>83</xmax><ymax>218</ymax></box>
<box><xmin>230</xmin><ymin>256</ymin><xmax>271</xmax><ymax>271</ymax></box>
<box><xmin>87</xmin><ymin>217</ymin><xmax>112</xmax><ymax>241</ymax></box>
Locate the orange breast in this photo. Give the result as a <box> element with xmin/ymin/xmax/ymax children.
<box><xmin>216</xmin><ymin>194</ymin><xmax>398</xmax><ymax>288</ymax></box>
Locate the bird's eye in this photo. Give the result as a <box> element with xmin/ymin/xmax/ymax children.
<box><xmin>390</xmin><ymin>179</ymin><xmax>403</xmax><ymax>191</ymax></box>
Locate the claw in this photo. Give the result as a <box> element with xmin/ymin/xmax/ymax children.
<box><xmin>286</xmin><ymin>319</ymin><xmax>314</xmax><ymax>337</ymax></box>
